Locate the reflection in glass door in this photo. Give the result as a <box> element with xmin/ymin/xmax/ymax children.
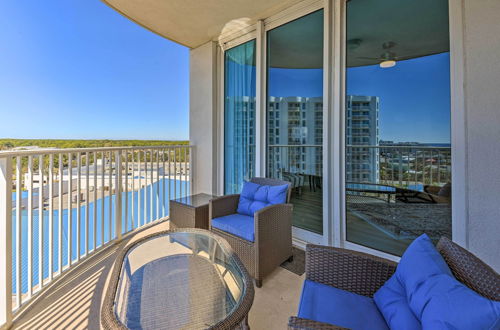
<box><xmin>344</xmin><ymin>0</ymin><xmax>451</xmax><ymax>255</ymax></box>
<box><xmin>266</xmin><ymin>10</ymin><xmax>324</xmax><ymax>234</ymax></box>
<box><xmin>224</xmin><ymin>40</ymin><xmax>256</xmax><ymax>194</ymax></box>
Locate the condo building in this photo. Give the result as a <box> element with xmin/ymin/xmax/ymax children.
<box><xmin>346</xmin><ymin>95</ymin><xmax>380</xmax><ymax>183</ymax></box>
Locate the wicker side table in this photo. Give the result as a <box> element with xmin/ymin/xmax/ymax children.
<box><xmin>170</xmin><ymin>193</ymin><xmax>216</xmax><ymax>229</ymax></box>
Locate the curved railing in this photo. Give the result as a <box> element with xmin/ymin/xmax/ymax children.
<box><xmin>0</xmin><ymin>145</ymin><xmax>193</xmax><ymax>327</ymax></box>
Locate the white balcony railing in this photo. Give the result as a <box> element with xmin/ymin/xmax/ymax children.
<box><xmin>268</xmin><ymin>144</ymin><xmax>451</xmax><ymax>188</ymax></box>
<box><xmin>347</xmin><ymin>145</ymin><xmax>451</xmax><ymax>188</ymax></box>
<box><xmin>0</xmin><ymin>145</ymin><xmax>193</xmax><ymax>326</ymax></box>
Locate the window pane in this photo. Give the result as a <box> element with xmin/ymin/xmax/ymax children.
<box><xmin>224</xmin><ymin>40</ymin><xmax>256</xmax><ymax>194</ymax></box>
<box><xmin>345</xmin><ymin>0</ymin><xmax>451</xmax><ymax>255</ymax></box>
<box><xmin>267</xmin><ymin>10</ymin><xmax>324</xmax><ymax>234</ymax></box>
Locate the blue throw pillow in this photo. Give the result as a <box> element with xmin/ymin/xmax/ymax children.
<box><xmin>390</xmin><ymin>234</ymin><xmax>500</xmax><ymax>329</ymax></box>
<box><xmin>374</xmin><ymin>276</ymin><xmax>421</xmax><ymax>330</ymax></box>
<box><xmin>236</xmin><ymin>181</ymin><xmax>288</xmax><ymax>216</ymax></box>
<box><xmin>418</xmin><ymin>274</ymin><xmax>500</xmax><ymax>329</ymax></box>
<box><xmin>396</xmin><ymin>234</ymin><xmax>452</xmax><ymax>316</ymax></box>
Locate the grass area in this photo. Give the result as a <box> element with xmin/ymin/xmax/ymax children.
<box><xmin>0</xmin><ymin>139</ymin><xmax>188</xmax><ymax>150</ymax></box>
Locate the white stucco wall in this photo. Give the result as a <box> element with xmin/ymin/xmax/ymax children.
<box><xmin>461</xmin><ymin>0</ymin><xmax>500</xmax><ymax>271</ymax></box>
<box><xmin>189</xmin><ymin>41</ymin><xmax>218</xmax><ymax>195</ymax></box>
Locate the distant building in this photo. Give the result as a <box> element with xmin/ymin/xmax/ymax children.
<box><xmin>231</xmin><ymin>95</ymin><xmax>379</xmax><ymax>184</ymax></box>
<box><xmin>346</xmin><ymin>95</ymin><xmax>380</xmax><ymax>183</ymax></box>
<box><xmin>267</xmin><ymin>96</ymin><xmax>323</xmax><ymax>178</ymax></box>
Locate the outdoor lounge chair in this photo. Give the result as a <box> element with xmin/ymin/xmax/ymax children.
<box><xmin>289</xmin><ymin>235</ymin><xmax>500</xmax><ymax>329</ymax></box>
<box><xmin>209</xmin><ymin>177</ymin><xmax>293</xmax><ymax>288</ymax></box>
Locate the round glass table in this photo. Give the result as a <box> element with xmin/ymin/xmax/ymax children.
<box><xmin>101</xmin><ymin>229</ymin><xmax>254</xmax><ymax>330</ymax></box>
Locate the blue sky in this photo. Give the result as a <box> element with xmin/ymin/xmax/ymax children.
<box><xmin>0</xmin><ymin>0</ymin><xmax>189</xmax><ymax>140</ymax></box>
<box><xmin>347</xmin><ymin>53</ymin><xmax>451</xmax><ymax>144</ymax></box>
<box><xmin>0</xmin><ymin>1</ymin><xmax>450</xmax><ymax>143</ymax></box>
<box><xmin>269</xmin><ymin>53</ymin><xmax>451</xmax><ymax>144</ymax></box>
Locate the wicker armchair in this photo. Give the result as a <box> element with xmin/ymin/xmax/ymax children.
<box><xmin>288</xmin><ymin>237</ymin><xmax>500</xmax><ymax>329</ymax></box>
<box><xmin>209</xmin><ymin>177</ymin><xmax>293</xmax><ymax>288</ymax></box>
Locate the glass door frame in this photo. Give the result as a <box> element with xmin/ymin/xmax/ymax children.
<box><xmin>218</xmin><ymin>0</ymin><xmax>329</xmax><ymax>245</ymax></box>
<box><xmin>262</xmin><ymin>0</ymin><xmax>328</xmax><ymax>245</ymax></box>
<box><xmin>217</xmin><ymin>31</ymin><xmax>258</xmax><ymax>196</ymax></box>
<box><xmin>217</xmin><ymin>0</ymin><xmax>466</xmax><ymax>258</ymax></box>
<box><xmin>334</xmin><ymin>0</ymin><xmax>465</xmax><ymax>262</ymax></box>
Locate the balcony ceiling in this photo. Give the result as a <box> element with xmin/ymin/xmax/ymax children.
<box><xmin>346</xmin><ymin>0</ymin><xmax>450</xmax><ymax>68</ymax></box>
<box><xmin>103</xmin><ymin>0</ymin><xmax>449</xmax><ymax>69</ymax></box>
<box><xmin>101</xmin><ymin>0</ymin><xmax>304</xmax><ymax>49</ymax></box>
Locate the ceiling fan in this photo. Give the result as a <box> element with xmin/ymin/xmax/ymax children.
<box><xmin>356</xmin><ymin>41</ymin><xmax>403</xmax><ymax>68</ymax></box>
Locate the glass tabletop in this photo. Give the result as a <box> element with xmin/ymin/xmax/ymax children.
<box><xmin>170</xmin><ymin>193</ymin><xmax>217</xmax><ymax>208</ymax></box>
<box><xmin>113</xmin><ymin>230</ymin><xmax>248</xmax><ymax>330</ymax></box>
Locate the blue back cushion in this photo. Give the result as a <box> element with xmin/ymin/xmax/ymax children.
<box><xmin>236</xmin><ymin>181</ymin><xmax>288</xmax><ymax>216</ymax></box>
<box><xmin>418</xmin><ymin>275</ymin><xmax>500</xmax><ymax>329</ymax></box>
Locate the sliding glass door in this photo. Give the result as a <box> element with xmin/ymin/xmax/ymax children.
<box><xmin>266</xmin><ymin>10</ymin><xmax>324</xmax><ymax>235</ymax></box>
<box><xmin>224</xmin><ymin>40</ymin><xmax>256</xmax><ymax>194</ymax></box>
<box><xmin>344</xmin><ymin>0</ymin><xmax>451</xmax><ymax>255</ymax></box>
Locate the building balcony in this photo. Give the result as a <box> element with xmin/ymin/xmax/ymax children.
<box><xmin>1</xmin><ymin>0</ymin><xmax>500</xmax><ymax>328</ymax></box>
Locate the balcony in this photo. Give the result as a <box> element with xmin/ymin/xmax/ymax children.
<box><xmin>0</xmin><ymin>146</ymin><xmax>191</xmax><ymax>324</ymax></box>
<box><xmin>1</xmin><ymin>0</ymin><xmax>500</xmax><ymax>328</ymax></box>
<box><xmin>0</xmin><ymin>146</ymin><xmax>307</xmax><ymax>329</ymax></box>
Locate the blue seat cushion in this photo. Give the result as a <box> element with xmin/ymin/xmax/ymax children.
<box><xmin>298</xmin><ymin>280</ymin><xmax>389</xmax><ymax>330</ymax></box>
<box><xmin>211</xmin><ymin>214</ymin><xmax>255</xmax><ymax>242</ymax></box>
<box><xmin>374</xmin><ymin>276</ymin><xmax>421</xmax><ymax>330</ymax></box>
<box><xmin>236</xmin><ymin>181</ymin><xmax>288</xmax><ymax>216</ymax></box>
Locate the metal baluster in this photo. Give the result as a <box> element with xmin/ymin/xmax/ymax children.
<box><xmin>183</xmin><ymin>147</ymin><xmax>187</xmax><ymax>198</ymax></box>
<box><xmin>58</xmin><ymin>154</ymin><xmax>63</xmax><ymax>275</ymax></box>
<box><xmin>156</xmin><ymin>150</ymin><xmax>160</xmax><ymax>219</ymax></box>
<box><xmin>188</xmin><ymin>147</ymin><xmax>192</xmax><ymax>196</ymax></box>
<box><xmin>108</xmin><ymin>152</ymin><xmax>112</xmax><ymax>240</ymax></box>
<box><xmin>85</xmin><ymin>152</ymin><xmax>89</xmax><ymax>257</ymax></box>
<box><xmin>93</xmin><ymin>152</ymin><xmax>97</xmax><ymax>252</ymax></box>
<box><xmin>76</xmin><ymin>153</ymin><xmax>81</xmax><ymax>262</ymax></box>
<box><xmin>174</xmin><ymin>148</ymin><xmax>177</xmax><ymax>199</ymax></box>
<box><xmin>114</xmin><ymin>151</ymin><xmax>122</xmax><ymax>240</ymax></box>
<box><xmin>429</xmin><ymin>150</ymin><xmax>433</xmax><ymax>185</ymax></box>
<box><xmin>38</xmin><ymin>155</ymin><xmax>44</xmax><ymax>290</ymax></box>
<box><xmin>48</xmin><ymin>155</ymin><xmax>54</xmax><ymax>283</ymax></box>
<box><xmin>131</xmin><ymin>150</ymin><xmax>135</xmax><ymax>230</ymax></box>
<box><xmin>67</xmin><ymin>153</ymin><xmax>72</xmax><ymax>267</ymax></box>
<box><xmin>437</xmin><ymin>150</ymin><xmax>441</xmax><ymax>185</ymax></box>
<box><xmin>138</xmin><ymin>151</ymin><xmax>142</xmax><ymax>227</ymax></box>
<box><xmin>150</xmin><ymin>150</ymin><xmax>154</xmax><ymax>222</ymax></box>
<box><xmin>144</xmin><ymin>151</ymin><xmax>148</xmax><ymax>224</ymax></box>
<box><xmin>15</xmin><ymin>157</ymin><xmax>22</xmax><ymax>307</ymax></box>
<box><xmin>162</xmin><ymin>149</ymin><xmax>166</xmax><ymax>217</ymax></box>
<box><xmin>124</xmin><ymin>150</ymin><xmax>129</xmax><ymax>232</ymax></box>
<box><xmin>168</xmin><ymin>148</ymin><xmax>172</xmax><ymax>204</ymax></box>
<box><xmin>398</xmin><ymin>150</ymin><xmax>403</xmax><ymax>186</ymax></box>
<box><xmin>27</xmin><ymin>156</ymin><xmax>33</xmax><ymax>298</ymax></box>
<box><xmin>414</xmin><ymin>149</ymin><xmax>418</xmax><ymax>187</ymax></box>
<box><xmin>101</xmin><ymin>152</ymin><xmax>105</xmax><ymax>246</ymax></box>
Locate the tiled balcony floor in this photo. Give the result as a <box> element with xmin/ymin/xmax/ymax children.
<box><xmin>12</xmin><ymin>221</ymin><xmax>304</xmax><ymax>330</ymax></box>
